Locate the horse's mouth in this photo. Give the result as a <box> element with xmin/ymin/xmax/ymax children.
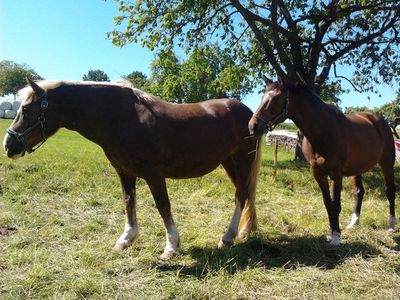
<box><xmin>5</xmin><ymin>147</ymin><xmax>26</xmax><ymax>160</ymax></box>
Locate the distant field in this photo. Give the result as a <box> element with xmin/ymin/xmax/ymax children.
<box><xmin>1</xmin><ymin>119</ymin><xmax>399</xmax><ymax>299</ymax></box>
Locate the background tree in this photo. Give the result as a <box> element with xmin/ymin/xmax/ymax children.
<box><xmin>124</xmin><ymin>71</ymin><xmax>149</xmax><ymax>89</ymax></box>
<box><xmin>179</xmin><ymin>45</ymin><xmax>252</xmax><ymax>102</ymax></box>
<box><xmin>110</xmin><ymin>0</ymin><xmax>400</xmax><ymax>100</ymax></box>
<box><xmin>147</xmin><ymin>49</ymin><xmax>184</xmax><ymax>102</ymax></box>
<box><xmin>376</xmin><ymin>94</ymin><xmax>400</xmax><ymax>138</ymax></box>
<box><xmin>145</xmin><ymin>45</ymin><xmax>253</xmax><ymax>103</ymax></box>
<box><xmin>0</xmin><ymin>60</ymin><xmax>43</xmax><ymax>99</ymax></box>
<box><xmin>82</xmin><ymin>69</ymin><xmax>110</xmax><ymax>82</ymax></box>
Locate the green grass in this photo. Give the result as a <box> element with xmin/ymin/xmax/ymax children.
<box><xmin>1</xmin><ymin>119</ymin><xmax>399</xmax><ymax>299</ymax></box>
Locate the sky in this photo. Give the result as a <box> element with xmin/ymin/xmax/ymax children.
<box><xmin>1</xmin><ymin>0</ymin><xmax>398</xmax><ymax>112</ymax></box>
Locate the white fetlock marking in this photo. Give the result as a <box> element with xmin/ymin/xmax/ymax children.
<box><xmin>161</xmin><ymin>224</ymin><xmax>180</xmax><ymax>259</ymax></box>
<box><xmin>220</xmin><ymin>200</ymin><xmax>242</xmax><ymax>247</ymax></box>
<box><xmin>389</xmin><ymin>215</ymin><xmax>396</xmax><ymax>232</ymax></box>
<box><xmin>346</xmin><ymin>213</ymin><xmax>360</xmax><ymax>229</ymax></box>
<box><xmin>115</xmin><ymin>223</ymin><xmax>138</xmax><ymax>249</ymax></box>
<box><xmin>329</xmin><ymin>230</ymin><xmax>341</xmax><ymax>246</ymax></box>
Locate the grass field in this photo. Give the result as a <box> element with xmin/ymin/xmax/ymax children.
<box><xmin>1</xmin><ymin>119</ymin><xmax>399</xmax><ymax>299</ymax></box>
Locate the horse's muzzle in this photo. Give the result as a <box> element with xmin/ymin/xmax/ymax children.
<box><xmin>3</xmin><ymin>133</ymin><xmax>25</xmax><ymax>159</ymax></box>
<box><xmin>248</xmin><ymin>116</ymin><xmax>261</xmax><ymax>137</ymax></box>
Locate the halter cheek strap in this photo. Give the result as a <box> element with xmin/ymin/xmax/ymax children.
<box><xmin>253</xmin><ymin>92</ymin><xmax>289</xmax><ymax>132</ymax></box>
<box><xmin>6</xmin><ymin>93</ymin><xmax>49</xmax><ymax>153</ymax></box>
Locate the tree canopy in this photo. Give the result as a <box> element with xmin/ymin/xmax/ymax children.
<box><xmin>82</xmin><ymin>69</ymin><xmax>110</xmax><ymax>82</ymax></box>
<box><xmin>124</xmin><ymin>71</ymin><xmax>149</xmax><ymax>90</ymax></box>
<box><xmin>0</xmin><ymin>60</ymin><xmax>43</xmax><ymax>99</ymax></box>
<box><xmin>110</xmin><ymin>0</ymin><xmax>400</xmax><ymax>96</ymax></box>
<box><xmin>124</xmin><ymin>45</ymin><xmax>253</xmax><ymax>103</ymax></box>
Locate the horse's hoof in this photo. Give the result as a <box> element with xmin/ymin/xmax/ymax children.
<box><xmin>327</xmin><ymin>230</ymin><xmax>341</xmax><ymax>246</ymax></box>
<box><xmin>218</xmin><ymin>239</ymin><xmax>233</xmax><ymax>249</ymax></box>
<box><xmin>160</xmin><ymin>250</ymin><xmax>178</xmax><ymax>260</ymax></box>
<box><xmin>389</xmin><ymin>216</ymin><xmax>396</xmax><ymax>232</ymax></box>
<box><xmin>237</xmin><ymin>230</ymin><xmax>249</xmax><ymax>241</ymax></box>
<box><xmin>112</xmin><ymin>243</ymin><xmax>127</xmax><ymax>251</ymax></box>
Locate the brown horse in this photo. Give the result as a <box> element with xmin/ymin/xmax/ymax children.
<box><xmin>248</xmin><ymin>77</ymin><xmax>396</xmax><ymax>246</ymax></box>
<box><xmin>3</xmin><ymin>79</ymin><xmax>261</xmax><ymax>259</ymax></box>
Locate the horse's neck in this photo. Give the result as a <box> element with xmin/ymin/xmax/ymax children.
<box><xmin>58</xmin><ymin>90</ymin><xmax>138</xmax><ymax>147</ymax></box>
<box><xmin>289</xmin><ymin>89</ymin><xmax>337</xmax><ymax>147</ymax></box>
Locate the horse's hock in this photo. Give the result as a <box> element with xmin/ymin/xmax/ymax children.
<box><xmin>0</xmin><ymin>99</ymin><xmax>20</xmax><ymax>119</ymax></box>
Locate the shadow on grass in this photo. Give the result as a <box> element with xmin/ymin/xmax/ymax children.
<box><xmin>154</xmin><ymin>235</ymin><xmax>382</xmax><ymax>278</ymax></box>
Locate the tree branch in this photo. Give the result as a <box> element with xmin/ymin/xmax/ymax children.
<box><xmin>275</xmin><ymin>0</ymin><xmax>305</xmax><ymax>77</ymax></box>
<box><xmin>230</xmin><ymin>0</ymin><xmax>290</xmax><ymax>81</ymax></box>
<box><xmin>317</xmin><ymin>10</ymin><xmax>400</xmax><ymax>85</ymax></box>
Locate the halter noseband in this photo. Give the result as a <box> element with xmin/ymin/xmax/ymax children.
<box><xmin>6</xmin><ymin>92</ymin><xmax>49</xmax><ymax>154</ymax></box>
<box><xmin>253</xmin><ymin>90</ymin><xmax>289</xmax><ymax>132</ymax></box>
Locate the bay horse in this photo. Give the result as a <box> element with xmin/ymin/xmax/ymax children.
<box><xmin>3</xmin><ymin>79</ymin><xmax>261</xmax><ymax>259</ymax></box>
<box><xmin>248</xmin><ymin>77</ymin><xmax>396</xmax><ymax>246</ymax></box>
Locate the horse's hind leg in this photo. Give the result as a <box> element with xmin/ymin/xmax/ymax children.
<box><xmin>346</xmin><ymin>175</ymin><xmax>364</xmax><ymax>229</ymax></box>
<box><xmin>113</xmin><ymin>174</ymin><xmax>139</xmax><ymax>251</ymax></box>
<box><xmin>146</xmin><ymin>175</ymin><xmax>180</xmax><ymax>259</ymax></box>
<box><xmin>380</xmin><ymin>159</ymin><xmax>396</xmax><ymax>231</ymax></box>
<box><xmin>219</xmin><ymin>152</ymin><xmax>259</xmax><ymax>247</ymax></box>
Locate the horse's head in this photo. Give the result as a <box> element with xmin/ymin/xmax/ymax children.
<box><xmin>3</xmin><ymin>79</ymin><xmax>56</xmax><ymax>159</ymax></box>
<box><xmin>248</xmin><ymin>76</ymin><xmax>289</xmax><ymax>137</ymax></box>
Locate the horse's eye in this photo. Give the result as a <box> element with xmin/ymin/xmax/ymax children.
<box><xmin>22</xmin><ymin>107</ymin><xmax>30</xmax><ymax>115</ymax></box>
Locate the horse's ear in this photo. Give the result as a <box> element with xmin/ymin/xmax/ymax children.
<box><xmin>26</xmin><ymin>78</ymin><xmax>44</xmax><ymax>98</ymax></box>
<box><xmin>262</xmin><ymin>75</ymin><xmax>273</xmax><ymax>86</ymax></box>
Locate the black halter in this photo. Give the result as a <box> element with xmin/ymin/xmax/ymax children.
<box><xmin>253</xmin><ymin>91</ymin><xmax>289</xmax><ymax>132</ymax></box>
<box><xmin>6</xmin><ymin>93</ymin><xmax>49</xmax><ymax>153</ymax></box>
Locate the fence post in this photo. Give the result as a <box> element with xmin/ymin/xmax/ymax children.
<box><xmin>273</xmin><ymin>139</ymin><xmax>278</xmax><ymax>178</ymax></box>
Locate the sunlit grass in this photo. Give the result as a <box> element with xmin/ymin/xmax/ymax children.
<box><xmin>1</xmin><ymin>119</ymin><xmax>399</xmax><ymax>299</ymax></box>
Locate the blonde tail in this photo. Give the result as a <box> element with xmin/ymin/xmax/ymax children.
<box><xmin>238</xmin><ymin>139</ymin><xmax>262</xmax><ymax>238</ymax></box>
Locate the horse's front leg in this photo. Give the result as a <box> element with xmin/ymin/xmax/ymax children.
<box><xmin>113</xmin><ymin>174</ymin><xmax>139</xmax><ymax>251</ymax></box>
<box><xmin>313</xmin><ymin>169</ymin><xmax>342</xmax><ymax>246</ymax></box>
<box><xmin>329</xmin><ymin>174</ymin><xmax>343</xmax><ymax>245</ymax></box>
<box><xmin>146</xmin><ymin>175</ymin><xmax>180</xmax><ymax>260</ymax></box>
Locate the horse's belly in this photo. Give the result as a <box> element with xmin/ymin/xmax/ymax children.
<box><xmin>163</xmin><ymin>152</ymin><xmax>229</xmax><ymax>179</ymax></box>
<box><xmin>343</xmin><ymin>147</ymin><xmax>382</xmax><ymax>176</ymax></box>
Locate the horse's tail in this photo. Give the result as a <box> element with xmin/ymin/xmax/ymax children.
<box><xmin>238</xmin><ymin>138</ymin><xmax>262</xmax><ymax>237</ymax></box>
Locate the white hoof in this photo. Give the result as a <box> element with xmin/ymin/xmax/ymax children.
<box><xmin>161</xmin><ymin>226</ymin><xmax>180</xmax><ymax>260</ymax></box>
<box><xmin>160</xmin><ymin>249</ymin><xmax>179</xmax><ymax>260</ymax></box>
<box><xmin>113</xmin><ymin>224</ymin><xmax>138</xmax><ymax>251</ymax></box>
<box><xmin>327</xmin><ymin>230</ymin><xmax>341</xmax><ymax>246</ymax></box>
<box><xmin>346</xmin><ymin>213</ymin><xmax>360</xmax><ymax>229</ymax></box>
<box><xmin>389</xmin><ymin>215</ymin><xmax>396</xmax><ymax>232</ymax></box>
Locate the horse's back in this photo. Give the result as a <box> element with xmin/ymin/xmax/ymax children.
<box><xmin>344</xmin><ymin>112</ymin><xmax>394</xmax><ymax>174</ymax></box>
